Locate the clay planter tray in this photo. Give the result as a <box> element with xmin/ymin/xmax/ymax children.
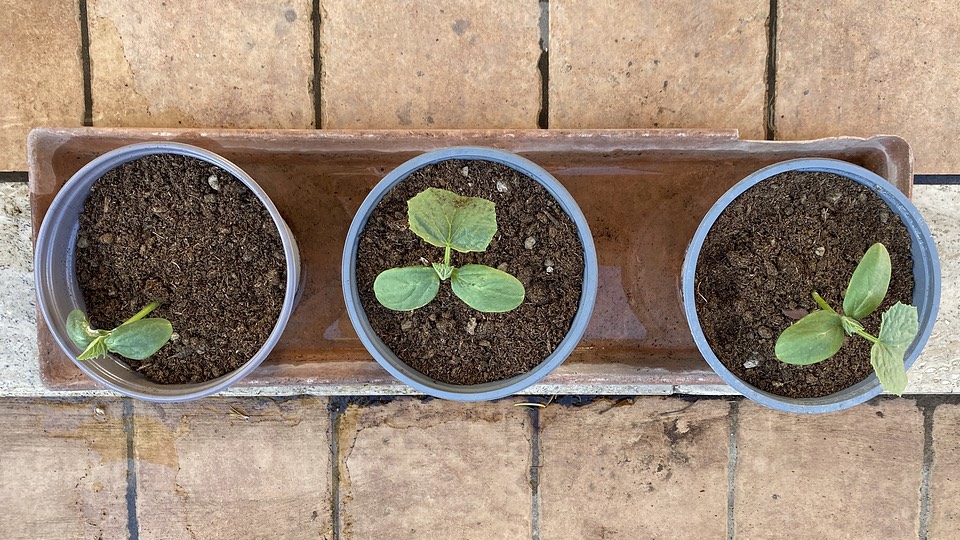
<box><xmin>29</xmin><ymin>128</ymin><xmax>912</xmax><ymax>393</ymax></box>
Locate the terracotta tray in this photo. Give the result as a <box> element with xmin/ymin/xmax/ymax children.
<box><xmin>29</xmin><ymin>128</ymin><xmax>912</xmax><ymax>392</ymax></box>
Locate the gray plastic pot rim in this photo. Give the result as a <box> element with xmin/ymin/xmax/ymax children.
<box><xmin>34</xmin><ymin>141</ymin><xmax>301</xmax><ymax>402</ymax></box>
<box><xmin>342</xmin><ymin>146</ymin><xmax>599</xmax><ymax>401</ymax></box>
<box><xmin>681</xmin><ymin>157</ymin><xmax>941</xmax><ymax>414</ymax></box>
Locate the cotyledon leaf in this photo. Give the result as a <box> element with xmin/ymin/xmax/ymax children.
<box><xmin>450</xmin><ymin>264</ymin><xmax>525</xmax><ymax>313</ymax></box>
<box><xmin>105</xmin><ymin>318</ymin><xmax>174</xmax><ymax>360</ymax></box>
<box><xmin>843</xmin><ymin>243</ymin><xmax>891</xmax><ymax>320</ymax></box>
<box><xmin>374</xmin><ymin>266</ymin><xmax>441</xmax><ymax>311</ymax></box>
<box><xmin>775</xmin><ymin>310</ymin><xmax>845</xmax><ymax>365</ymax></box>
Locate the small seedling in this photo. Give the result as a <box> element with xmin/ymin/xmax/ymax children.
<box><xmin>775</xmin><ymin>243</ymin><xmax>919</xmax><ymax>395</ymax></box>
<box><xmin>67</xmin><ymin>301</ymin><xmax>173</xmax><ymax>361</ymax></box>
<box><xmin>374</xmin><ymin>187</ymin><xmax>525</xmax><ymax>312</ymax></box>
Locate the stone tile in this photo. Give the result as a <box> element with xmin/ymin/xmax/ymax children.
<box><xmin>0</xmin><ymin>0</ymin><xmax>84</xmax><ymax>171</ymax></box>
<box><xmin>89</xmin><ymin>0</ymin><xmax>314</xmax><ymax>128</ymax></box>
<box><xmin>539</xmin><ymin>398</ymin><xmax>730</xmax><ymax>539</ymax></box>
<box><xmin>320</xmin><ymin>0</ymin><xmax>541</xmax><ymax>128</ymax></box>
<box><xmin>906</xmin><ymin>185</ymin><xmax>960</xmax><ymax>393</ymax></box>
<box><xmin>735</xmin><ymin>399</ymin><xmax>923</xmax><ymax>539</ymax></box>
<box><xmin>0</xmin><ymin>184</ymin><xmax>37</xmax><ymax>391</ymax></box>
<box><xmin>0</xmin><ymin>398</ymin><xmax>128</xmax><ymax>539</ymax></box>
<box><xmin>931</xmin><ymin>403</ymin><xmax>960</xmax><ymax>536</ymax></box>
<box><xmin>133</xmin><ymin>397</ymin><xmax>331</xmax><ymax>540</ymax></box>
<box><xmin>338</xmin><ymin>398</ymin><xmax>531</xmax><ymax>539</ymax></box>
<box><xmin>550</xmin><ymin>0</ymin><xmax>768</xmax><ymax>137</ymax></box>
<box><xmin>776</xmin><ymin>0</ymin><xmax>960</xmax><ymax>173</ymax></box>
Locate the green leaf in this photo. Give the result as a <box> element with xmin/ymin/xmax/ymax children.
<box><xmin>843</xmin><ymin>243</ymin><xmax>891</xmax><ymax>319</ymax></box>
<box><xmin>871</xmin><ymin>343</ymin><xmax>909</xmax><ymax>396</ymax></box>
<box><xmin>775</xmin><ymin>310</ymin><xmax>845</xmax><ymax>365</ymax></box>
<box><xmin>77</xmin><ymin>336</ymin><xmax>109</xmax><ymax>361</ymax></box>
<box><xmin>67</xmin><ymin>309</ymin><xmax>100</xmax><ymax>350</ymax></box>
<box><xmin>877</xmin><ymin>302</ymin><xmax>920</xmax><ymax>351</ymax></box>
<box><xmin>407</xmin><ymin>188</ymin><xmax>497</xmax><ymax>253</ymax></box>
<box><xmin>870</xmin><ymin>302</ymin><xmax>919</xmax><ymax>396</ymax></box>
<box><xmin>105</xmin><ymin>319</ymin><xmax>174</xmax><ymax>360</ymax></box>
<box><xmin>374</xmin><ymin>266</ymin><xmax>441</xmax><ymax>311</ymax></box>
<box><xmin>450</xmin><ymin>264</ymin><xmax>525</xmax><ymax>313</ymax></box>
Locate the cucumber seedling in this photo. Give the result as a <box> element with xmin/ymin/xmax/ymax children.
<box><xmin>775</xmin><ymin>243</ymin><xmax>919</xmax><ymax>395</ymax></box>
<box><xmin>67</xmin><ymin>301</ymin><xmax>173</xmax><ymax>361</ymax></box>
<box><xmin>374</xmin><ymin>187</ymin><xmax>525</xmax><ymax>313</ymax></box>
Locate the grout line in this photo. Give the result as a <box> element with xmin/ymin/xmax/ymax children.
<box><xmin>726</xmin><ymin>399</ymin><xmax>740</xmax><ymax>540</ymax></box>
<box><xmin>79</xmin><ymin>0</ymin><xmax>93</xmax><ymax>127</ymax></box>
<box><xmin>122</xmin><ymin>398</ymin><xmax>141</xmax><ymax>540</ymax></box>
<box><xmin>329</xmin><ymin>397</ymin><xmax>347</xmax><ymax>540</ymax></box>
<box><xmin>0</xmin><ymin>172</ymin><xmax>28</xmax><ymax>182</ymax></box>
<box><xmin>915</xmin><ymin>174</ymin><xmax>960</xmax><ymax>185</ymax></box>
<box><xmin>536</xmin><ymin>0</ymin><xmax>549</xmax><ymax>129</ymax></box>
<box><xmin>528</xmin><ymin>406</ymin><xmax>542</xmax><ymax>540</ymax></box>
<box><xmin>311</xmin><ymin>0</ymin><xmax>322</xmax><ymax>129</ymax></box>
<box><xmin>918</xmin><ymin>399</ymin><xmax>937</xmax><ymax>540</ymax></box>
<box><xmin>763</xmin><ymin>0</ymin><xmax>778</xmax><ymax>140</ymax></box>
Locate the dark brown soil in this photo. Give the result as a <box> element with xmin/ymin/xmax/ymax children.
<box><xmin>356</xmin><ymin>159</ymin><xmax>585</xmax><ymax>385</ymax></box>
<box><xmin>694</xmin><ymin>170</ymin><xmax>914</xmax><ymax>398</ymax></box>
<box><xmin>75</xmin><ymin>154</ymin><xmax>286</xmax><ymax>384</ymax></box>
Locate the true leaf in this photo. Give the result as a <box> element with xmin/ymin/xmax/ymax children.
<box><xmin>105</xmin><ymin>318</ymin><xmax>174</xmax><ymax>360</ymax></box>
<box><xmin>374</xmin><ymin>266</ymin><xmax>441</xmax><ymax>311</ymax></box>
<box><xmin>843</xmin><ymin>243</ymin><xmax>891</xmax><ymax>319</ymax></box>
<box><xmin>869</xmin><ymin>302</ymin><xmax>919</xmax><ymax>395</ymax></box>
<box><xmin>77</xmin><ymin>336</ymin><xmax>109</xmax><ymax>361</ymax></box>
<box><xmin>450</xmin><ymin>264</ymin><xmax>525</xmax><ymax>312</ymax></box>
<box><xmin>407</xmin><ymin>188</ymin><xmax>497</xmax><ymax>253</ymax></box>
<box><xmin>775</xmin><ymin>310</ymin><xmax>845</xmax><ymax>365</ymax></box>
<box><xmin>67</xmin><ymin>309</ymin><xmax>100</xmax><ymax>350</ymax></box>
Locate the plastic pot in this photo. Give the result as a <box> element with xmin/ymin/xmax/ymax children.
<box><xmin>681</xmin><ymin>158</ymin><xmax>940</xmax><ymax>413</ymax></box>
<box><xmin>342</xmin><ymin>146</ymin><xmax>598</xmax><ymax>401</ymax></box>
<box><xmin>34</xmin><ymin>142</ymin><xmax>301</xmax><ymax>402</ymax></box>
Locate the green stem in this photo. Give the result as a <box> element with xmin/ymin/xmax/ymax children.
<box><xmin>812</xmin><ymin>292</ymin><xmax>836</xmax><ymax>314</ymax></box>
<box><xmin>123</xmin><ymin>301</ymin><xmax>160</xmax><ymax>325</ymax></box>
<box><xmin>444</xmin><ymin>245</ymin><xmax>451</xmax><ymax>266</ymax></box>
<box><xmin>855</xmin><ymin>329</ymin><xmax>880</xmax><ymax>344</ymax></box>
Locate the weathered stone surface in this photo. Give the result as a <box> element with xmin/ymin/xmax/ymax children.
<box><xmin>550</xmin><ymin>0</ymin><xmax>768</xmax><ymax>137</ymax></box>
<box><xmin>0</xmin><ymin>399</ymin><xmax>128</xmax><ymax>540</ymax></box>
<box><xmin>735</xmin><ymin>399</ymin><xmax>923</xmax><ymax>539</ymax></box>
<box><xmin>931</xmin><ymin>403</ymin><xmax>960</xmax><ymax>536</ymax></box>
<box><xmin>133</xmin><ymin>398</ymin><xmax>331</xmax><ymax>539</ymax></box>
<box><xmin>539</xmin><ymin>397</ymin><xmax>730</xmax><ymax>539</ymax></box>
<box><xmin>320</xmin><ymin>0</ymin><xmax>541</xmax><ymax>128</ymax></box>
<box><xmin>89</xmin><ymin>0</ymin><xmax>314</xmax><ymax>128</ymax></box>
<box><xmin>338</xmin><ymin>398</ymin><xmax>531</xmax><ymax>539</ymax></box>
<box><xmin>0</xmin><ymin>0</ymin><xmax>83</xmax><ymax>170</ymax></box>
<box><xmin>776</xmin><ymin>0</ymin><xmax>960</xmax><ymax>173</ymax></box>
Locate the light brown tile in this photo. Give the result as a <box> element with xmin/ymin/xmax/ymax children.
<box><xmin>88</xmin><ymin>0</ymin><xmax>314</xmax><ymax>128</ymax></box>
<box><xmin>931</xmin><ymin>403</ymin><xmax>960</xmax><ymax>536</ymax></box>
<box><xmin>320</xmin><ymin>0</ymin><xmax>541</xmax><ymax>128</ymax></box>
<box><xmin>133</xmin><ymin>398</ymin><xmax>331</xmax><ymax>540</ymax></box>
<box><xmin>0</xmin><ymin>0</ymin><xmax>84</xmax><ymax>171</ymax></box>
<box><xmin>338</xmin><ymin>398</ymin><xmax>531</xmax><ymax>539</ymax></box>
<box><xmin>776</xmin><ymin>0</ymin><xmax>960</xmax><ymax>173</ymax></box>
<box><xmin>0</xmin><ymin>399</ymin><xmax>128</xmax><ymax>539</ymax></box>
<box><xmin>539</xmin><ymin>398</ymin><xmax>730</xmax><ymax>539</ymax></box>
<box><xmin>550</xmin><ymin>0</ymin><xmax>768</xmax><ymax>137</ymax></box>
<box><xmin>735</xmin><ymin>399</ymin><xmax>923</xmax><ymax>539</ymax></box>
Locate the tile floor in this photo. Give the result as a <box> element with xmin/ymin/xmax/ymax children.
<box><xmin>3</xmin><ymin>1</ymin><xmax>960</xmax><ymax>538</ymax></box>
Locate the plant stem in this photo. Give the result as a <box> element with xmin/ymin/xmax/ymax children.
<box><xmin>855</xmin><ymin>329</ymin><xmax>880</xmax><ymax>344</ymax></box>
<box><xmin>812</xmin><ymin>292</ymin><xmax>836</xmax><ymax>314</ymax></box>
<box><xmin>124</xmin><ymin>301</ymin><xmax>159</xmax><ymax>325</ymax></box>
<box><xmin>444</xmin><ymin>245</ymin><xmax>451</xmax><ymax>266</ymax></box>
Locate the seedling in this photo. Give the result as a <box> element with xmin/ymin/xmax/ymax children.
<box><xmin>374</xmin><ymin>187</ymin><xmax>525</xmax><ymax>312</ymax></box>
<box><xmin>67</xmin><ymin>301</ymin><xmax>173</xmax><ymax>361</ymax></box>
<box><xmin>775</xmin><ymin>243</ymin><xmax>919</xmax><ymax>395</ymax></box>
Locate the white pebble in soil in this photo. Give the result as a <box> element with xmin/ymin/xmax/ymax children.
<box><xmin>496</xmin><ymin>181</ymin><xmax>509</xmax><ymax>193</ymax></box>
<box><xmin>815</xmin><ymin>246</ymin><xmax>825</xmax><ymax>257</ymax></box>
<box><xmin>208</xmin><ymin>175</ymin><xmax>220</xmax><ymax>191</ymax></box>
<box><xmin>466</xmin><ymin>317</ymin><xmax>477</xmax><ymax>335</ymax></box>
<box><xmin>524</xmin><ymin>237</ymin><xmax>537</xmax><ymax>249</ymax></box>
<box><xmin>743</xmin><ymin>359</ymin><xmax>760</xmax><ymax>369</ymax></box>
<box><xmin>460</xmin><ymin>167</ymin><xmax>470</xmax><ymax>177</ymax></box>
